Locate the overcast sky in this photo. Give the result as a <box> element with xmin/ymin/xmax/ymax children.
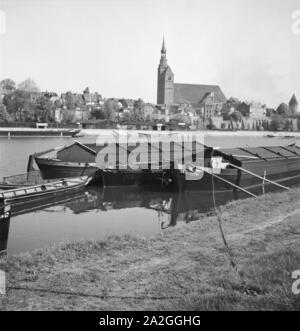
<box><xmin>0</xmin><ymin>0</ymin><xmax>299</xmax><ymax>107</ymax></box>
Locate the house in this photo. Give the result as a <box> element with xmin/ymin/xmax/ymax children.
<box><xmin>82</xmin><ymin>87</ymin><xmax>102</xmax><ymax>106</ymax></box>
<box><xmin>198</xmin><ymin>91</ymin><xmax>224</xmax><ymax>119</ymax></box>
<box><xmin>238</xmin><ymin>102</ymin><xmax>267</xmax><ymax>119</ymax></box>
<box><xmin>143</xmin><ymin>103</ymin><xmax>155</xmax><ymax>121</ymax></box>
<box><xmin>266</xmin><ymin>108</ymin><xmax>276</xmax><ymax>117</ymax></box>
<box><xmin>54</xmin><ymin>108</ymin><xmax>63</xmax><ymax>123</ymax></box>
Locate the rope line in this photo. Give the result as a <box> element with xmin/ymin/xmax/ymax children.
<box><xmin>210</xmin><ymin>149</ymin><xmax>261</xmax><ymax>296</ymax></box>
<box><xmin>7</xmin><ymin>285</ymin><xmax>181</xmax><ymax>301</ymax></box>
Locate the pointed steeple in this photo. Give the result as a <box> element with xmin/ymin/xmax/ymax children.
<box><xmin>159</xmin><ymin>37</ymin><xmax>168</xmax><ymax>68</ymax></box>
<box><xmin>161</xmin><ymin>37</ymin><xmax>166</xmax><ymax>54</ymax></box>
<box><xmin>289</xmin><ymin>94</ymin><xmax>298</xmax><ymax>106</ymax></box>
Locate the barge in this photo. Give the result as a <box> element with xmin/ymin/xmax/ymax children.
<box><xmin>29</xmin><ymin>133</ymin><xmax>300</xmax><ymax>193</ymax></box>
<box><xmin>101</xmin><ymin>144</ymin><xmax>300</xmax><ymax>192</ymax></box>
<box><xmin>30</xmin><ymin>141</ymin><xmax>102</xmax><ymax>183</ymax></box>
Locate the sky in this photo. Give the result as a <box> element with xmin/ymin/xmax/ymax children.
<box><xmin>0</xmin><ymin>0</ymin><xmax>300</xmax><ymax>108</ymax></box>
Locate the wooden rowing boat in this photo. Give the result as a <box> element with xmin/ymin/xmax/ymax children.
<box><xmin>0</xmin><ymin>170</ymin><xmax>68</xmax><ymax>190</ymax></box>
<box><xmin>0</xmin><ymin>176</ymin><xmax>91</xmax><ymax>206</ymax></box>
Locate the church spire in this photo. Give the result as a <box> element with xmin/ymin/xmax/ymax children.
<box><xmin>161</xmin><ymin>37</ymin><xmax>166</xmax><ymax>54</ymax></box>
<box><xmin>159</xmin><ymin>37</ymin><xmax>168</xmax><ymax>67</ymax></box>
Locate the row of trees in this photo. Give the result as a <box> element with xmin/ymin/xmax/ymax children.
<box><xmin>0</xmin><ymin>78</ymin><xmax>151</xmax><ymax>124</ymax></box>
<box><xmin>0</xmin><ymin>78</ymin><xmax>56</xmax><ymax>123</ymax></box>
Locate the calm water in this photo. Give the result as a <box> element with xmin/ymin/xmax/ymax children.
<box><xmin>0</xmin><ymin>134</ymin><xmax>299</xmax><ymax>254</ymax></box>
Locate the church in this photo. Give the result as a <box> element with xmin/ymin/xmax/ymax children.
<box><xmin>157</xmin><ymin>39</ymin><xmax>227</xmax><ymax>117</ymax></box>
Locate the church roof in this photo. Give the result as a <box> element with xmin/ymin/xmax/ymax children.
<box><xmin>289</xmin><ymin>94</ymin><xmax>298</xmax><ymax>106</ymax></box>
<box><xmin>174</xmin><ymin>83</ymin><xmax>226</xmax><ymax>105</ymax></box>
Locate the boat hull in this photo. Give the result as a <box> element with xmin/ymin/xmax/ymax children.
<box><xmin>0</xmin><ymin>177</ymin><xmax>89</xmax><ymax>207</ymax></box>
<box><xmin>102</xmin><ymin>169</ymin><xmax>173</xmax><ymax>189</ymax></box>
<box><xmin>35</xmin><ymin>157</ymin><xmax>99</xmax><ymax>180</ymax></box>
<box><xmin>172</xmin><ymin>157</ymin><xmax>300</xmax><ymax>192</ymax></box>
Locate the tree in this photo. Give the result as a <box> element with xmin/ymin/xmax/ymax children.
<box><xmin>131</xmin><ymin>98</ymin><xmax>145</xmax><ymax>121</ymax></box>
<box><xmin>119</xmin><ymin>99</ymin><xmax>128</xmax><ymax>110</ymax></box>
<box><xmin>18</xmin><ymin>78</ymin><xmax>40</xmax><ymax>93</ymax></box>
<box><xmin>276</xmin><ymin>103</ymin><xmax>289</xmax><ymax>117</ymax></box>
<box><xmin>64</xmin><ymin>91</ymin><xmax>82</xmax><ymax>110</ymax></box>
<box><xmin>230</xmin><ymin>110</ymin><xmax>243</xmax><ymax>122</ymax></box>
<box><xmin>221</xmin><ymin>97</ymin><xmax>242</xmax><ymax>118</ymax></box>
<box><xmin>103</xmin><ymin>99</ymin><xmax>119</xmax><ymax>121</ymax></box>
<box><xmin>34</xmin><ymin>95</ymin><xmax>54</xmax><ymax>122</ymax></box>
<box><xmin>270</xmin><ymin>114</ymin><xmax>286</xmax><ymax>131</ymax></box>
<box><xmin>3</xmin><ymin>89</ymin><xmax>35</xmax><ymax>122</ymax></box>
<box><xmin>0</xmin><ymin>78</ymin><xmax>16</xmax><ymax>93</ymax></box>
<box><xmin>0</xmin><ymin>103</ymin><xmax>12</xmax><ymax>123</ymax></box>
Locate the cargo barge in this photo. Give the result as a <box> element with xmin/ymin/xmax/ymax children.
<box><xmin>30</xmin><ymin>134</ymin><xmax>300</xmax><ymax>193</ymax></box>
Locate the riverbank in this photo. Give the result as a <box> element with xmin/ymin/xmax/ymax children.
<box><xmin>1</xmin><ymin>188</ymin><xmax>300</xmax><ymax>311</ymax></box>
<box><xmin>79</xmin><ymin>128</ymin><xmax>300</xmax><ymax>138</ymax></box>
<box><xmin>0</xmin><ymin>127</ymin><xmax>79</xmax><ymax>138</ymax></box>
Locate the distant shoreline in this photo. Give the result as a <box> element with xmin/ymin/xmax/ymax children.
<box><xmin>79</xmin><ymin>128</ymin><xmax>300</xmax><ymax>138</ymax></box>
<box><xmin>1</xmin><ymin>127</ymin><xmax>300</xmax><ymax>139</ymax></box>
<box><xmin>0</xmin><ymin>127</ymin><xmax>79</xmax><ymax>138</ymax></box>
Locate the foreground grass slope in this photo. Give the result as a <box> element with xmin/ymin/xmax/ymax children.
<box><xmin>1</xmin><ymin>188</ymin><xmax>300</xmax><ymax>310</ymax></box>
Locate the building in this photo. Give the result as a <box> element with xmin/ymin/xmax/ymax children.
<box><xmin>157</xmin><ymin>39</ymin><xmax>226</xmax><ymax>111</ymax></box>
<box><xmin>157</xmin><ymin>39</ymin><xmax>174</xmax><ymax>105</ymax></box>
<box><xmin>198</xmin><ymin>92</ymin><xmax>223</xmax><ymax>119</ymax></box>
<box><xmin>238</xmin><ymin>102</ymin><xmax>267</xmax><ymax>119</ymax></box>
<box><xmin>289</xmin><ymin>94</ymin><xmax>299</xmax><ymax>115</ymax></box>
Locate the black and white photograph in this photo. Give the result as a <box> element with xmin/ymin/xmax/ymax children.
<box><xmin>0</xmin><ymin>0</ymin><xmax>300</xmax><ymax>314</ymax></box>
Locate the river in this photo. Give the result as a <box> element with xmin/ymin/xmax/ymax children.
<box><xmin>0</xmin><ymin>133</ymin><xmax>299</xmax><ymax>253</ymax></box>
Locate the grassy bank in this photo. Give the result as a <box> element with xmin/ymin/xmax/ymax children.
<box><xmin>1</xmin><ymin>189</ymin><xmax>300</xmax><ymax>311</ymax></box>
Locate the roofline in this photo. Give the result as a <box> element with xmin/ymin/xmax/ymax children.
<box><xmin>64</xmin><ymin>140</ymin><xmax>97</xmax><ymax>155</ymax></box>
<box><xmin>174</xmin><ymin>83</ymin><xmax>222</xmax><ymax>88</ymax></box>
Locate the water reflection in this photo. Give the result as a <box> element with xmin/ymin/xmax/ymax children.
<box><xmin>0</xmin><ymin>186</ymin><xmax>245</xmax><ymax>253</ymax></box>
<box><xmin>2</xmin><ymin>176</ymin><xmax>300</xmax><ymax>254</ymax></box>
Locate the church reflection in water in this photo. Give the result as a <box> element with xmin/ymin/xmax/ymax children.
<box><xmin>0</xmin><ymin>186</ymin><xmax>245</xmax><ymax>254</ymax></box>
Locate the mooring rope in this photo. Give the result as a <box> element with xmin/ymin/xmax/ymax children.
<box><xmin>210</xmin><ymin>149</ymin><xmax>261</xmax><ymax>296</ymax></box>
<box><xmin>7</xmin><ymin>285</ymin><xmax>181</xmax><ymax>301</ymax></box>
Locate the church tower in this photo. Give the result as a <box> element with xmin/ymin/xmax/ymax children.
<box><xmin>289</xmin><ymin>94</ymin><xmax>299</xmax><ymax>114</ymax></box>
<box><xmin>157</xmin><ymin>38</ymin><xmax>174</xmax><ymax>105</ymax></box>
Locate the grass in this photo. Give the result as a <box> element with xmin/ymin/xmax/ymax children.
<box><xmin>1</xmin><ymin>188</ymin><xmax>300</xmax><ymax>310</ymax></box>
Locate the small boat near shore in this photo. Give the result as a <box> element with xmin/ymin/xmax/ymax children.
<box><xmin>0</xmin><ymin>170</ymin><xmax>67</xmax><ymax>189</ymax></box>
<box><xmin>0</xmin><ymin>176</ymin><xmax>91</xmax><ymax>207</ymax></box>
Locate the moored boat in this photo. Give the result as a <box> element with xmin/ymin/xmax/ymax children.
<box><xmin>0</xmin><ymin>170</ymin><xmax>66</xmax><ymax>189</ymax></box>
<box><xmin>0</xmin><ymin>176</ymin><xmax>91</xmax><ymax>207</ymax></box>
<box><xmin>170</xmin><ymin>145</ymin><xmax>300</xmax><ymax>192</ymax></box>
<box><xmin>31</xmin><ymin>141</ymin><xmax>102</xmax><ymax>184</ymax></box>
<box><xmin>101</xmin><ymin>144</ymin><xmax>300</xmax><ymax>192</ymax></box>
<box><xmin>34</xmin><ymin>157</ymin><xmax>99</xmax><ymax>179</ymax></box>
